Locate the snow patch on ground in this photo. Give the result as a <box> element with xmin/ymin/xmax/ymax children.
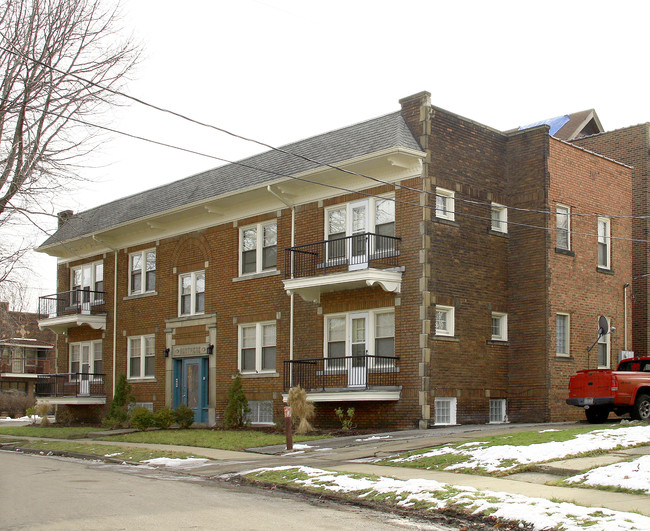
<box><xmin>355</xmin><ymin>435</ymin><xmax>391</xmax><ymax>442</ymax></box>
<box><xmin>566</xmin><ymin>455</ymin><xmax>650</xmax><ymax>493</ymax></box>
<box><xmin>249</xmin><ymin>465</ymin><xmax>650</xmax><ymax>531</ymax></box>
<box><xmin>143</xmin><ymin>457</ymin><xmax>210</xmax><ymax>469</ymax></box>
<box><xmin>388</xmin><ymin>425</ymin><xmax>650</xmax><ymax>473</ymax></box>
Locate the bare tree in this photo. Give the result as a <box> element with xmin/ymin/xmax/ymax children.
<box><xmin>0</xmin><ymin>0</ymin><xmax>139</xmax><ymax>285</ymax></box>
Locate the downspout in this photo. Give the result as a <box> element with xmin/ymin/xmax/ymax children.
<box><xmin>624</xmin><ymin>282</ymin><xmax>630</xmax><ymax>351</ymax></box>
<box><xmin>93</xmin><ymin>235</ymin><xmax>119</xmax><ymax>396</ymax></box>
<box><xmin>267</xmin><ymin>186</ymin><xmax>296</xmax><ymax>381</ymax></box>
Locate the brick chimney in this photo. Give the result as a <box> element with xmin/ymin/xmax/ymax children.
<box><xmin>57</xmin><ymin>210</ymin><xmax>74</xmax><ymax>228</ymax></box>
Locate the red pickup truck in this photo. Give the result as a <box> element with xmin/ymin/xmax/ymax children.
<box><xmin>567</xmin><ymin>356</ymin><xmax>650</xmax><ymax>423</ymax></box>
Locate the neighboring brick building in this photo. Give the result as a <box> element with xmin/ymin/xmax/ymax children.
<box><xmin>35</xmin><ymin>92</ymin><xmax>632</xmax><ymax>428</ymax></box>
<box><xmin>1</xmin><ymin>302</ymin><xmax>56</xmax><ymax>396</ymax></box>
<box><xmin>570</xmin><ymin>125</ymin><xmax>650</xmax><ymax>358</ymax></box>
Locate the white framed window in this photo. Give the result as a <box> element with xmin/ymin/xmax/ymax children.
<box><xmin>556</xmin><ymin>313</ymin><xmax>570</xmax><ymax>356</ymax></box>
<box><xmin>69</xmin><ymin>341</ymin><xmax>102</xmax><ymax>375</ymax></box>
<box><xmin>246</xmin><ymin>400</ymin><xmax>274</xmax><ymax>425</ymax></box>
<box><xmin>325</xmin><ymin>196</ymin><xmax>396</xmax><ymax>259</ymax></box>
<box><xmin>240</xmin><ymin>221</ymin><xmax>277</xmax><ymax>275</ymax></box>
<box><xmin>179</xmin><ymin>271</ymin><xmax>205</xmax><ymax>316</ymax></box>
<box><xmin>491</xmin><ymin>312</ymin><xmax>508</xmax><ymax>341</ymax></box>
<box><xmin>239</xmin><ymin>322</ymin><xmax>276</xmax><ymax>374</ymax></box>
<box><xmin>434</xmin><ymin>397</ymin><xmax>457</xmax><ymax>425</ymax></box>
<box><xmin>597</xmin><ymin>217</ymin><xmax>611</xmax><ymax>269</ymax></box>
<box><xmin>71</xmin><ymin>261</ymin><xmax>104</xmax><ymax>304</ymax></box>
<box><xmin>435</xmin><ymin>188</ymin><xmax>455</xmax><ymax>221</ymax></box>
<box><xmin>435</xmin><ymin>305</ymin><xmax>455</xmax><ymax>336</ymax></box>
<box><xmin>489</xmin><ymin>399</ymin><xmax>507</xmax><ymax>423</ymax></box>
<box><xmin>128</xmin><ymin>335</ymin><xmax>155</xmax><ymax>379</ymax></box>
<box><xmin>491</xmin><ymin>203</ymin><xmax>507</xmax><ymax>233</ymax></box>
<box><xmin>597</xmin><ymin>316</ymin><xmax>610</xmax><ymax>369</ymax></box>
<box><xmin>556</xmin><ymin>204</ymin><xmax>570</xmax><ymax>250</ymax></box>
<box><xmin>324</xmin><ymin>309</ymin><xmax>395</xmax><ymax>368</ymax></box>
<box><xmin>129</xmin><ymin>249</ymin><xmax>156</xmax><ymax>295</ymax></box>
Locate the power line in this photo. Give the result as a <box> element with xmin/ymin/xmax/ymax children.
<box><xmin>1</xmin><ymin>43</ymin><xmax>646</xmax><ymax>224</ymax></box>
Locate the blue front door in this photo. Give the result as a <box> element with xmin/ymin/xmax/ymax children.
<box><xmin>173</xmin><ymin>357</ymin><xmax>208</xmax><ymax>423</ymax></box>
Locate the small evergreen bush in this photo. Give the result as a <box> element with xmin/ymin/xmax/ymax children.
<box><xmin>154</xmin><ymin>407</ymin><xmax>175</xmax><ymax>429</ymax></box>
<box><xmin>129</xmin><ymin>406</ymin><xmax>155</xmax><ymax>431</ymax></box>
<box><xmin>55</xmin><ymin>406</ymin><xmax>76</xmax><ymax>426</ymax></box>
<box><xmin>104</xmin><ymin>374</ymin><xmax>135</xmax><ymax>428</ymax></box>
<box><xmin>174</xmin><ymin>404</ymin><xmax>195</xmax><ymax>429</ymax></box>
<box><xmin>224</xmin><ymin>372</ymin><xmax>250</xmax><ymax>428</ymax></box>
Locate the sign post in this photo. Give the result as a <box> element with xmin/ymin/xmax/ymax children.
<box><xmin>284</xmin><ymin>406</ymin><xmax>293</xmax><ymax>451</ymax></box>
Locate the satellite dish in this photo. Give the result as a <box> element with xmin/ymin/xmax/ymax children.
<box><xmin>598</xmin><ymin>315</ymin><xmax>609</xmax><ymax>336</ymax></box>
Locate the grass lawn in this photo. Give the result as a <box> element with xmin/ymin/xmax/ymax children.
<box><xmin>0</xmin><ymin>426</ymin><xmax>105</xmax><ymax>439</ymax></box>
<box><xmin>378</xmin><ymin>423</ymin><xmax>644</xmax><ymax>476</ymax></box>
<box><xmin>99</xmin><ymin>429</ymin><xmax>328</xmax><ymax>451</ymax></box>
<box><xmin>13</xmin><ymin>439</ymin><xmax>196</xmax><ymax>462</ymax></box>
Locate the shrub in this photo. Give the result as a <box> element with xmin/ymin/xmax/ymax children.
<box><xmin>288</xmin><ymin>386</ymin><xmax>315</xmax><ymax>435</ymax></box>
<box><xmin>129</xmin><ymin>406</ymin><xmax>155</xmax><ymax>431</ymax></box>
<box><xmin>154</xmin><ymin>407</ymin><xmax>175</xmax><ymax>429</ymax></box>
<box><xmin>224</xmin><ymin>373</ymin><xmax>250</xmax><ymax>428</ymax></box>
<box><xmin>0</xmin><ymin>390</ymin><xmax>35</xmax><ymax>418</ymax></box>
<box><xmin>55</xmin><ymin>406</ymin><xmax>76</xmax><ymax>426</ymax></box>
<box><xmin>334</xmin><ymin>406</ymin><xmax>355</xmax><ymax>430</ymax></box>
<box><xmin>35</xmin><ymin>403</ymin><xmax>51</xmax><ymax>426</ymax></box>
<box><xmin>174</xmin><ymin>404</ymin><xmax>195</xmax><ymax>429</ymax></box>
<box><xmin>104</xmin><ymin>374</ymin><xmax>135</xmax><ymax>428</ymax></box>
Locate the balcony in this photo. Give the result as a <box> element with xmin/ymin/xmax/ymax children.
<box><xmin>282</xmin><ymin>355</ymin><xmax>401</xmax><ymax>402</ymax></box>
<box><xmin>35</xmin><ymin>373</ymin><xmax>106</xmax><ymax>405</ymax></box>
<box><xmin>283</xmin><ymin>233</ymin><xmax>402</xmax><ymax>303</ymax></box>
<box><xmin>38</xmin><ymin>290</ymin><xmax>107</xmax><ymax>333</ymax></box>
<box><xmin>0</xmin><ymin>356</ymin><xmax>56</xmax><ymax>376</ymax></box>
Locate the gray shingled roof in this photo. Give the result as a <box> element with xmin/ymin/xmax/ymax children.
<box><xmin>39</xmin><ymin>111</ymin><xmax>422</xmax><ymax>248</ymax></box>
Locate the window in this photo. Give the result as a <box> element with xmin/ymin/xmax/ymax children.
<box><xmin>556</xmin><ymin>205</ymin><xmax>570</xmax><ymax>250</ymax></box>
<box><xmin>489</xmin><ymin>399</ymin><xmax>507</xmax><ymax>423</ymax></box>
<box><xmin>435</xmin><ymin>188</ymin><xmax>455</xmax><ymax>221</ymax></box>
<box><xmin>324</xmin><ymin>309</ymin><xmax>395</xmax><ymax>368</ymax></box>
<box><xmin>325</xmin><ymin>197</ymin><xmax>396</xmax><ymax>259</ymax></box>
<box><xmin>69</xmin><ymin>341</ymin><xmax>102</xmax><ymax>375</ymax></box>
<box><xmin>128</xmin><ymin>335</ymin><xmax>155</xmax><ymax>379</ymax></box>
<box><xmin>491</xmin><ymin>203</ymin><xmax>507</xmax><ymax>233</ymax></box>
<box><xmin>240</xmin><ymin>222</ymin><xmax>277</xmax><ymax>275</ymax></box>
<box><xmin>556</xmin><ymin>313</ymin><xmax>570</xmax><ymax>356</ymax></box>
<box><xmin>491</xmin><ymin>312</ymin><xmax>507</xmax><ymax>341</ymax></box>
<box><xmin>597</xmin><ymin>217</ymin><xmax>611</xmax><ymax>269</ymax></box>
<box><xmin>71</xmin><ymin>262</ymin><xmax>104</xmax><ymax>304</ymax></box>
<box><xmin>434</xmin><ymin>397</ymin><xmax>457</xmax><ymax>425</ymax></box>
<box><xmin>179</xmin><ymin>271</ymin><xmax>205</xmax><ymax>316</ymax></box>
<box><xmin>239</xmin><ymin>322</ymin><xmax>276</xmax><ymax>373</ymax></box>
<box><xmin>435</xmin><ymin>305</ymin><xmax>454</xmax><ymax>336</ymax></box>
<box><xmin>129</xmin><ymin>249</ymin><xmax>156</xmax><ymax>294</ymax></box>
<box><xmin>597</xmin><ymin>316</ymin><xmax>610</xmax><ymax>368</ymax></box>
<box><xmin>246</xmin><ymin>400</ymin><xmax>274</xmax><ymax>425</ymax></box>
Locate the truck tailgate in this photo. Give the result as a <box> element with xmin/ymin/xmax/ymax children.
<box><xmin>567</xmin><ymin>370</ymin><xmax>615</xmax><ymax>406</ymax></box>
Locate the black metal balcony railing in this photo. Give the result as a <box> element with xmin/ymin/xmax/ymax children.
<box><xmin>283</xmin><ymin>355</ymin><xmax>400</xmax><ymax>392</ymax></box>
<box><xmin>38</xmin><ymin>289</ymin><xmax>106</xmax><ymax>320</ymax></box>
<box><xmin>285</xmin><ymin>232</ymin><xmax>401</xmax><ymax>279</ymax></box>
<box><xmin>0</xmin><ymin>357</ymin><xmax>56</xmax><ymax>375</ymax></box>
<box><xmin>35</xmin><ymin>373</ymin><xmax>105</xmax><ymax>398</ymax></box>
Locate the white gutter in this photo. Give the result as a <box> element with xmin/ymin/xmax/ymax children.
<box><xmin>624</xmin><ymin>282</ymin><xmax>630</xmax><ymax>351</ymax></box>
<box><xmin>93</xmin><ymin>235</ymin><xmax>119</xmax><ymax>396</ymax></box>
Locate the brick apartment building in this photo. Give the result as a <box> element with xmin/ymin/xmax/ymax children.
<box><xmin>35</xmin><ymin>91</ymin><xmax>632</xmax><ymax>428</ymax></box>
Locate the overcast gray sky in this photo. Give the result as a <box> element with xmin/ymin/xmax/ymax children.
<box><xmin>21</xmin><ymin>0</ymin><xmax>650</xmax><ymax>308</ymax></box>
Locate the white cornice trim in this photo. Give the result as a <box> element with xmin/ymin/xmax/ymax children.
<box><xmin>281</xmin><ymin>389</ymin><xmax>401</xmax><ymax>402</ymax></box>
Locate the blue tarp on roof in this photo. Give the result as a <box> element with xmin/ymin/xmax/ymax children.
<box><xmin>518</xmin><ymin>115</ymin><xmax>570</xmax><ymax>136</ymax></box>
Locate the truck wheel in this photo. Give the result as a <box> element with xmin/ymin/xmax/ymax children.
<box><xmin>633</xmin><ymin>394</ymin><xmax>650</xmax><ymax>421</ymax></box>
<box><xmin>585</xmin><ymin>406</ymin><xmax>609</xmax><ymax>424</ymax></box>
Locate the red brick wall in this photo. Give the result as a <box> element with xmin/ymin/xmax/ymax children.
<box><xmin>572</xmin><ymin>126</ymin><xmax>648</xmax><ymax>357</ymax></box>
<box><xmin>547</xmin><ymin>138</ymin><xmax>632</xmax><ymax>421</ymax></box>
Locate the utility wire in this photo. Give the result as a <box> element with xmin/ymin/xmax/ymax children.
<box><xmin>0</xmin><ymin>43</ymin><xmax>646</xmax><ymax>223</ymax></box>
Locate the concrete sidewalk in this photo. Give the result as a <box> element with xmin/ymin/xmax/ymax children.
<box><xmin>2</xmin><ymin>422</ymin><xmax>649</xmax><ymax>518</ymax></box>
